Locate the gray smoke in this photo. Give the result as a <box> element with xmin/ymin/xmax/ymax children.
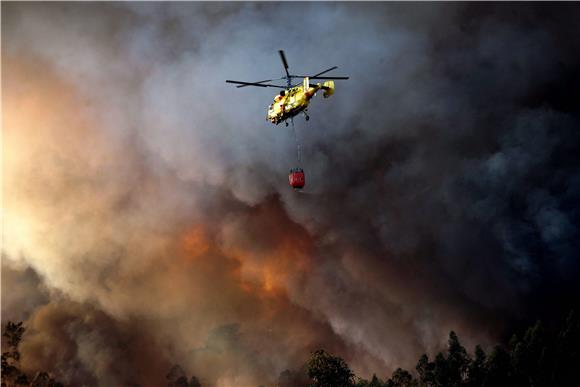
<box><xmin>3</xmin><ymin>2</ymin><xmax>580</xmax><ymax>385</ymax></box>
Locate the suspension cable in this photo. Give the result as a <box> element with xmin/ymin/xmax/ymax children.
<box><xmin>290</xmin><ymin>117</ymin><xmax>301</xmax><ymax>165</ymax></box>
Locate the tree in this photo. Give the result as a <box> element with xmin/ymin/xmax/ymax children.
<box><xmin>446</xmin><ymin>331</ymin><xmax>469</xmax><ymax>386</ymax></box>
<box><xmin>465</xmin><ymin>345</ymin><xmax>486</xmax><ymax>387</ymax></box>
<box><xmin>2</xmin><ymin>321</ymin><xmax>24</xmax><ymax>374</ymax></box>
<box><xmin>2</xmin><ymin>322</ymin><xmax>27</xmax><ymax>386</ymax></box>
<box><xmin>353</xmin><ymin>377</ymin><xmax>370</xmax><ymax>387</ymax></box>
<box><xmin>484</xmin><ymin>345</ymin><xmax>511</xmax><ymax>387</ymax></box>
<box><xmin>188</xmin><ymin>376</ymin><xmax>201</xmax><ymax>387</ymax></box>
<box><xmin>29</xmin><ymin>372</ymin><xmax>63</xmax><ymax>387</ymax></box>
<box><xmin>2</xmin><ymin>322</ymin><xmax>24</xmax><ymax>350</ymax></box>
<box><xmin>368</xmin><ymin>374</ymin><xmax>384</xmax><ymax>387</ymax></box>
<box><xmin>166</xmin><ymin>365</ymin><xmax>201</xmax><ymax>387</ymax></box>
<box><xmin>416</xmin><ymin>354</ymin><xmax>435</xmax><ymax>387</ymax></box>
<box><xmin>307</xmin><ymin>349</ymin><xmax>355</xmax><ymax>387</ymax></box>
<box><xmin>166</xmin><ymin>365</ymin><xmax>188</xmax><ymax>387</ymax></box>
<box><xmin>432</xmin><ymin>352</ymin><xmax>449</xmax><ymax>387</ymax></box>
<box><xmin>511</xmin><ymin>321</ymin><xmax>545</xmax><ymax>387</ymax></box>
<box><xmin>353</xmin><ymin>374</ymin><xmax>384</xmax><ymax>387</ymax></box>
<box><xmin>1</xmin><ymin>321</ymin><xmax>63</xmax><ymax>387</ymax></box>
<box><xmin>553</xmin><ymin>310</ymin><xmax>579</xmax><ymax>386</ymax></box>
<box><xmin>385</xmin><ymin>368</ymin><xmax>417</xmax><ymax>387</ymax></box>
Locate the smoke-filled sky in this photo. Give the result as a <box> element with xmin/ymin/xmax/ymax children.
<box><xmin>3</xmin><ymin>2</ymin><xmax>580</xmax><ymax>386</ymax></box>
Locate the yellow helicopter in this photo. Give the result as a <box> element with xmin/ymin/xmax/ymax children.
<box><xmin>226</xmin><ymin>50</ymin><xmax>349</xmax><ymax>126</ymax></box>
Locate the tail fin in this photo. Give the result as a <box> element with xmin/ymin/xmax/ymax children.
<box><xmin>322</xmin><ymin>80</ymin><xmax>334</xmax><ymax>98</ymax></box>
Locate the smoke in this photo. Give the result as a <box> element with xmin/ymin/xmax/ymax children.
<box><xmin>3</xmin><ymin>2</ymin><xmax>580</xmax><ymax>385</ymax></box>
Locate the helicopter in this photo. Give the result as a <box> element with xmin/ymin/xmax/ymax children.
<box><xmin>226</xmin><ymin>50</ymin><xmax>349</xmax><ymax>126</ymax></box>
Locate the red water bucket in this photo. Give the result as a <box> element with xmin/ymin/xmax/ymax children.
<box><xmin>289</xmin><ymin>167</ymin><xmax>305</xmax><ymax>189</ymax></box>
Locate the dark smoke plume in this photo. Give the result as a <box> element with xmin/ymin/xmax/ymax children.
<box><xmin>3</xmin><ymin>2</ymin><xmax>580</xmax><ymax>385</ymax></box>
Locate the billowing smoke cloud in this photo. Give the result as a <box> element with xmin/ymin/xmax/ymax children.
<box><xmin>3</xmin><ymin>2</ymin><xmax>580</xmax><ymax>385</ymax></box>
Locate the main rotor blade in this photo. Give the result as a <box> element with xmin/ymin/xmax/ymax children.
<box><xmin>236</xmin><ymin>77</ymin><xmax>287</xmax><ymax>88</ymax></box>
<box><xmin>292</xmin><ymin>67</ymin><xmax>340</xmax><ymax>79</ymax></box>
<box><xmin>279</xmin><ymin>50</ymin><xmax>290</xmax><ymax>78</ymax></box>
<box><xmin>312</xmin><ymin>66</ymin><xmax>338</xmax><ymax>77</ymax></box>
<box><xmin>236</xmin><ymin>79</ymin><xmax>272</xmax><ymax>88</ymax></box>
<box><xmin>226</xmin><ymin>80</ymin><xmax>286</xmax><ymax>89</ymax></box>
<box><xmin>308</xmin><ymin>76</ymin><xmax>349</xmax><ymax>80</ymax></box>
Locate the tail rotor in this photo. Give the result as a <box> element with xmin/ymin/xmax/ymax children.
<box><xmin>321</xmin><ymin>80</ymin><xmax>335</xmax><ymax>98</ymax></box>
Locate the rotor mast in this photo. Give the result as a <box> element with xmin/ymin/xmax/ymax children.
<box><xmin>278</xmin><ymin>50</ymin><xmax>292</xmax><ymax>88</ymax></box>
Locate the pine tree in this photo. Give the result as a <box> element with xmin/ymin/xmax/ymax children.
<box><xmin>446</xmin><ymin>331</ymin><xmax>470</xmax><ymax>386</ymax></box>
<box><xmin>416</xmin><ymin>354</ymin><xmax>435</xmax><ymax>387</ymax></box>
<box><xmin>484</xmin><ymin>345</ymin><xmax>511</xmax><ymax>387</ymax></box>
<box><xmin>432</xmin><ymin>352</ymin><xmax>449</xmax><ymax>387</ymax></box>
<box><xmin>553</xmin><ymin>310</ymin><xmax>579</xmax><ymax>386</ymax></box>
<box><xmin>511</xmin><ymin>321</ymin><xmax>547</xmax><ymax>387</ymax></box>
<box><xmin>466</xmin><ymin>345</ymin><xmax>486</xmax><ymax>387</ymax></box>
<box><xmin>368</xmin><ymin>374</ymin><xmax>384</xmax><ymax>387</ymax></box>
<box><xmin>386</xmin><ymin>368</ymin><xmax>417</xmax><ymax>387</ymax></box>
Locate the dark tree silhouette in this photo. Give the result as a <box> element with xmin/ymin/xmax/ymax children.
<box><xmin>483</xmin><ymin>345</ymin><xmax>511</xmax><ymax>387</ymax></box>
<box><xmin>465</xmin><ymin>345</ymin><xmax>487</xmax><ymax>387</ymax></box>
<box><xmin>369</xmin><ymin>374</ymin><xmax>385</xmax><ymax>387</ymax></box>
<box><xmin>1</xmin><ymin>322</ymin><xmax>62</xmax><ymax>387</ymax></box>
<box><xmin>416</xmin><ymin>354</ymin><xmax>435</xmax><ymax>387</ymax></box>
<box><xmin>307</xmin><ymin>349</ymin><xmax>355</xmax><ymax>387</ymax></box>
<box><xmin>353</xmin><ymin>314</ymin><xmax>578</xmax><ymax>387</ymax></box>
<box><xmin>188</xmin><ymin>375</ymin><xmax>201</xmax><ymax>387</ymax></box>
<box><xmin>6</xmin><ymin>310</ymin><xmax>580</xmax><ymax>387</ymax></box>
<box><xmin>166</xmin><ymin>365</ymin><xmax>202</xmax><ymax>387</ymax></box>
<box><xmin>510</xmin><ymin>321</ymin><xmax>547</xmax><ymax>387</ymax></box>
<box><xmin>432</xmin><ymin>352</ymin><xmax>449</xmax><ymax>387</ymax></box>
<box><xmin>553</xmin><ymin>311</ymin><xmax>580</xmax><ymax>387</ymax></box>
<box><xmin>385</xmin><ymin>368</ymin><xmax>418</xmax><ymax>387</ymax></box>
<box><xmin>355</xmin><ymin>373</ymin><xmax>386</xmax><ymax>387</ymax></box>
<box><xmin>446</xmin><ymin>331</ymin><xmax>470</xmax><ymax>386</ymax></box>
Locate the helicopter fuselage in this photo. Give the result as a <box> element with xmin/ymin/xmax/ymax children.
<box><xmin>267</xmin><ymin>80</ymin><xmax>334</xmax><ymax>125</ymax></box>
<box><xmin>226</xmin><ymin>50</ymin><xmax>346</xmax><ymax>126</ymax></box>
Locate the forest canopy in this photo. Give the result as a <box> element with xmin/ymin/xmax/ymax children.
<box><xmin>2</xmin><ymin>311</ymin><xmax>578</xmax><ymax>387</ymax></box>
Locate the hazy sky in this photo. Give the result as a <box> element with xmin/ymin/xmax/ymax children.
<box><xmin>3</xmin><ymin>2</ymin><xmax>580</xmax><ymax>386</ymax></box>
